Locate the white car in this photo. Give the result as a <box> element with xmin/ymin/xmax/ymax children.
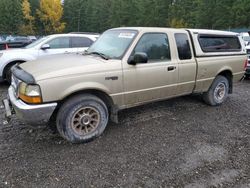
<box><xmin>0</xmin><ymin>33</ymin><xmax>99</xmax><ymax>83</ymax></box>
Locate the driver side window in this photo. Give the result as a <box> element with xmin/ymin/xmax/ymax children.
<box><xmin>47</xmin><ymin>37</ymin><xmax>70</xmax><ymax>49</ymax></box>
<box><xmin>133</xmin><ymin>33</ymin><xmax>171</xmax><ymax>63</ymax></box>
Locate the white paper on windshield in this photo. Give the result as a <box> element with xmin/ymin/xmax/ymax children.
<box><xmin>118</xmin><ymin>33</ymin><xmax>135</xmax><ymax>39</ymax></box>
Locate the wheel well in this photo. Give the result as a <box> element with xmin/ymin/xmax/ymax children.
<box><xmin>62</xmin><ymin>89</ymin><xmax>114</xmax><ymax>109</ymax></box>
<box><xmin>50</xmin><ymin>89</ymin><xmax>115</xmax><ymax>123</ymax></box>
<box><xmin>3</xmin><ymin>60</ymin><xmax>26</xmax><ymax>79</ymax></box>
<box><xmin>218</xmin><ymin>70</ymin><xmax>233</xmax><ymax>93</ymax></box>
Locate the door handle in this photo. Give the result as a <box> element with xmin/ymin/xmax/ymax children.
<box><xmin>167</xmin><ymin>66</ymin><xmax>176</xmax><ymax>71</ymax></box>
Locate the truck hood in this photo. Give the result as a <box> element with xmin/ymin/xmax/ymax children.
<box><xmin>20</xmin><ymin>54</ymin><xmax>107</xmax><ymax>81</ymax></box>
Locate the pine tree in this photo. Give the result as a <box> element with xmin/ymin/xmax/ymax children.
<box><xmin>37</xmin><ymin>0</ymin><xmax>65</xmax><ymax>34</ymax></box>
<box><xmin>20</xmin><ymin>0</ymin><xmax>35</xmax><ymax>35</ymax></box>
<box><xmin>63</xmin><ymin>0</ymin><xmax>87</xmax><ymax>32</ymax></box>
<box><xmin>0</xmin><ymin>0</ymin><xmax>23</xmax><ymax>34</ymax></box>
<box><xmin>232</xmin><ymin>0</ymin><xmax>250</xmax><ymax>28</ymax></box>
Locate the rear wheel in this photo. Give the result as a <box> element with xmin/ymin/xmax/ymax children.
<box><xmin>203</xmin><ymin>75</ymin><xmax>229</xmax><ymax>106</ymax></box>
<box><xmin>56</xmin><ymin>94</ymin><xmax>109</xmax><ymax>143</ymax></box>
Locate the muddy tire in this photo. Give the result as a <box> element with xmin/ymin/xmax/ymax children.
<box><xmin>56</xmin><ymin>94</ymin><xmax>109</xmax><ymax>143</ymax></box>
<box><xmin>203</xmin><ymin>75</ymin><xmax>229</xmax><ymax>106</ymax></box>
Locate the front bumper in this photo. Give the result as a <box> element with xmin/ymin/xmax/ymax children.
<box><xmin>3</xmin><ymin>86</ymin><xmax>57</xmax><ymax>125</ymax></box>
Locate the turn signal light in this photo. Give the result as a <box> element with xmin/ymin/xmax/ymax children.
<box><xmin>19</xmin><ymin>93</ymin><xmax>42</xmax><ymax>104</ymax></box>
<box><xmin>18</xmin><ymin>82</ymin><xmax>42</xmax><ymax>104</ymax></box>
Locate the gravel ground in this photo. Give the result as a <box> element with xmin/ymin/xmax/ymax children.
<box><xmin>0</xmin><ymin>80</ymin><xmax>250</xmax><ymax>188</ymax></box>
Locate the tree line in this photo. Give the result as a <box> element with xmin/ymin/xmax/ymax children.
<box><xmin>0</xmin><ymin>0</ymin><xmax>250</xmax><ymax>35</ymax></box>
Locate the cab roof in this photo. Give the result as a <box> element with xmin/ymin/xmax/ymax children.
<box><xmin>111</xmin><ymin>27</ymin><xmax>239</xmax><ymax>36</ymax></box>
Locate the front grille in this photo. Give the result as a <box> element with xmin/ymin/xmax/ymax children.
<box><xmin>247</xmin><ymin>49</ymin><xmax>250</xmax><ymax>54</ymax></box>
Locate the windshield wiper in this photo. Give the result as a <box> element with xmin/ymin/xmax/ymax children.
<box><xmin>85</xmin><ymin>51</ymin><xmax>110</xmax><ymax>60</ymax></box>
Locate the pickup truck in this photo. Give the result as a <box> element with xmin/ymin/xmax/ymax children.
<box><xmin>3</xmin><ymin>27</ymin><xmax>247</xmax><ymax>143</ymax></box>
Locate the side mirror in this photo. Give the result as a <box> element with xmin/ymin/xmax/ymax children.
<box><xmin>128</xmin><ymin>52</ymin><xmax>148</xmax><ymax>65</ymax></box>
<box><xmin>41</xmin><ymin>44</ymin><xmax>50</xmax><ymax>50</ymax></box>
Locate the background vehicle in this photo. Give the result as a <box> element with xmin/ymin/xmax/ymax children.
<box><xmin>0</xmin><ymin>36</ymin><xmax>4</xmax><ymax>42</ymax></box>
<box><xmin>240</xmin><ymin>32</ymin><xmax>250</xmax><ymax>46</ymax></box>
<box><xmin>0</xmin><ymin>33</ymin><xmax>99</xmax><ymax>83</ymax></box>
<box><xmin>0</xmin><ymin>41</ymin><xmax>32</xmax><ymax>50</ymax></box>
<box><xmin>13</xmin><ymin>36</ymin><xmax>32</xmax><ymax>43</ymax></box>
<box><xmin>27</xmin><ymin>36</ymin><xmax>37</xmax><ymax>42</ymax></box>
<box><xmin>0</xmin><ymin>43</ymin><xmax>8</xmax><ymax>50</ymax></box>
<box><xmin>239</xmin><ymin>32</ymin><xmax>250</xmax><ymax>77</ymax></box>
<box><xmin>5</xmin><ymin>35</ymin><xmax>15</xmax><ymax>42</ymax></box>
<box><xmin>3</xmin><ymin>27</ymin><xmax>246</xmax><ymax>143</ymax></box>
<box><xmin>0</xmin><ymin>36</ymin><xmax>33</xmax><ymax>50</ymax></box>
<box><xmin>245</xmin><ymin>45</ymin><xmax>250</xmax><ymax>78</ymax></box>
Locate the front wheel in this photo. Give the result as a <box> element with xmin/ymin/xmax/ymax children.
<box><xmin>203</xmin><ymin>75</ymin><xmax>229</xmax><ymax>106</ymax></box>
<box><xmin>56</xmin><ymin>94</ymin><xmax>109</xmax><ymax>143</ymax></box>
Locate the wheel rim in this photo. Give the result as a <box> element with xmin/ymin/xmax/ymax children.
<box><xmin>214</xmin><ymin>82</ymin><xmax>226</xmax><ymax>102</ymax></box>
<box><xmin>71</xmin><ymin>107</ymin><xmax>100</xmax><ymax>136</ymax></box>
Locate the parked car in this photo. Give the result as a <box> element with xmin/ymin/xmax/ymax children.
<box><xmin>0</xmin><ymin>43</ymin><xmax>8</xmax><ymax>50</ymax></box>
<box><xmin>0</xmin><ymin>39</ymin><xmax>32</xmax><ymax>50</ymax></box>
<box><xmin>3</xmin><ymin>27</ymin><xmax>246</xmax><ymax>143</ymax></box>
<box><xmin>0</xmin><ymin>35</ymin><xmax>35</xmax><ymax>50</ymax></box>
<box><xmin>27</xmin><ymin>36</ymin><xmax>37</xmax><ymax>42</ymax></box>
<box><xmin>5</xmin><ymin>35</ymin><xmax>15</xmax><ymax>42</ymax></box>
<box><xmin>13</xmin><ymin>36</ymin><xmax>32</xmax><ymax>43</ymax></box>
<box><xmin>0</xmin><ymin>33</ymin><xmax>99</xmax><ymax>83</ymax></box>
<box><xmin>0</xmin><ymin>36</ymin><xmax>4</xmax><ymax>42</ymax></box>
<box><xmin>245</xmin><ymin>45</ymin><xmax>250</xmax><ymax>78</ymax></box>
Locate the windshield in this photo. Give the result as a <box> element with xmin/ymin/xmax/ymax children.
<box><xmin>25</xmin><ymin>36</ymin><xmax>49</xmax><ymax>49</ymax></box>
<box><xmin>87</xmin><ymin>29</ymin><xmax>138</xmax><ymax>59</ymax></box>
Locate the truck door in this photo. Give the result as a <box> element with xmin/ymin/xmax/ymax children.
<box><xmin>174</xmin><ymin>33</ymin><xmax>197</xmax><ymax>95</ymax></box>
<box><xmin>123</xmin><ymin>32</ymin><xmax>178</xmax><ymax>105</ymax></box>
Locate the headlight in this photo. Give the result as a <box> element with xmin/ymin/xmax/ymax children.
<box><xmin>19</xmin><ymin>82</ymin><xmax>42</xmax><ymax>104</ymax></box>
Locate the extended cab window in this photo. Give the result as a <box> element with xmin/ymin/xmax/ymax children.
<box><xmin>175</xmin><ymin>33</ymin><xmax>192</xmax><ymax>60</ymax></box>
<box><xmin>71</xmin><ymin>37</ymin><xmax>93</xmax><ymax>48</ymax></box>
<box><xmin>133</xmin><ymin>33</ymin><xmax>171</xmax><ymax>62</ymax></box>
<box><xmin>48</xmin><ymin>37</ymin><xmax>70</xmax><ymax>49</ymax></box>
<box><xmin>199</xmin><ymin>35</ymin><xmax>241</xmax><ymax>52</ymax></box>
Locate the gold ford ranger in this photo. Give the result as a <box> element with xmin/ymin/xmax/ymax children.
<box><xmin>3</xmin><ymin>27</ymin><xmax>247</xmax><ymax>143</ymax></box>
